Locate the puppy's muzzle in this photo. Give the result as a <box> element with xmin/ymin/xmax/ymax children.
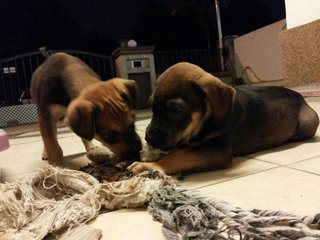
<box><xmin>145</xmin><ymin>127</ymin><xmax>168</xmax><ymax>149</ymax></box>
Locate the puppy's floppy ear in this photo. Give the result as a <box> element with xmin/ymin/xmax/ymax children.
<box><xmin>121</xmin><ymin>79</ymin><xmax>138</xmax><ymax>109</ymax></box>
<box><xmin>200</xmin><ymin>76</ymin><xmax>235</xmax><ymax>123</ymax></box>
<box><xmin>66</xmin><ymin>98</ymin><xmax>95</xmax><ymax>140</ymax></box>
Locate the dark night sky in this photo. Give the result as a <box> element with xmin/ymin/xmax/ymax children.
<box><xmin>0</xmin><ymin>0</ymin><xmax>286</xmax><ymax>60</ymax></box>
<box><xmin>61</xmin><ymin>0</ymin><xmax>152</xmax><ymax>40</ymax></box>
<box><xmin>62</xmin><ymin>0</ymin><xmax>285</xmax><ymax>40</ymax></box>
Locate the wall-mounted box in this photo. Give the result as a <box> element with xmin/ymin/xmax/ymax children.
<box><xmin>112</xmin><ymin>46</ymin><xmax>156</xmax><ymax>109</ymax></box>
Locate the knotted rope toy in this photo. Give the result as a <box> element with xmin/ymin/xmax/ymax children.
<box><xmin>149</xmin><ymin>186</ymin><xmax>320</xmax><ymax>239</ymax></box>
<box><xmin>81</xmin><ymin>143</ymin><xmax>167</xmax><ymax>182</ymax></box>
<box><xmin>0</xmin><ymin>166</ymin><xmax>174</xmax><ymax>240</ymax></box>
<box><xmin>2</xmin><ymin>144</ymin><xmax>320</xmax><ymax>240</ymax></box>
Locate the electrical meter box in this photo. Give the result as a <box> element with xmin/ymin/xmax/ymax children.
<box><xmin>112</xmin><ymin>46</ymin><xmax>156</xmax><ymax>109</ymax></box>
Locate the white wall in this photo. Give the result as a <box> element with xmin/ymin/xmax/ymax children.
<box><xmin>234</xmin><ymin>19</ymin><xmax>286</xmax><ymax>83</ymax></box>
<box><xmin>285</xmin><ymin>0</ymin><xmax>320</xmax><ymax>29</ymax></box>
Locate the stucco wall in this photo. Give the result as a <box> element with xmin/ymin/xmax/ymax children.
<box><xmin>280</xmin><ymin>19</ymin><xmax>320</xmax><ymax>89</ymax></box>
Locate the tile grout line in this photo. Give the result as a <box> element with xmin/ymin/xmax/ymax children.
<box><xmin>190</xmin><ymin>165</ymin><xmax>282</xmax><ymax>191</ymax></box>
<box><xmin>283</xmin><ymin>154</ymin><xmax>320</xmax><ymax>177</ymax></box>
<box><xmin>8</xmin><ymin>133</ymin><xmax>83</xmax><ymax>146</ymax></box>
<box><xmin>244</xmin><ymin>153</ymin><xmax>320</xmax><ymax>168</ymax></box>
<box><xmin>284</xmin><ymin>154</ymin><xmax>320</xmax><ymax>166</ymax></box>
<box><xmin>285</xmin><ymin>166</ymin><xmax>320</xmax><ymax>177</ymax></box>
<box><xmin>241</xmin><ymin>156</ymin><xmax>283</xmax><ymax>167</ymax></box>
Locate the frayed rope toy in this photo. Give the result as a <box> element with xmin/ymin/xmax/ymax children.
<box><xmin>1</xmin><ymin>165</ymin><xmax>320</xmax><ymax>240</ymax></box>
<box><xmin>1</xmin><ymin>144</ymin><xmax>320</xmax><ymax>240</ymax></box>
<box><xmin>0</xmin><ymin>166</ymin><xmax>173</xmax><ymax>240</ymax></box>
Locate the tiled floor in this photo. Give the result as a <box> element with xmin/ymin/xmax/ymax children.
<box><xmin>1</xmin><ymin>100</ymin><xmax>320</xmax><ymax>239</ymax></box>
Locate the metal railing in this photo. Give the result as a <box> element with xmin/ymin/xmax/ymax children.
<box><xmin>0</xmin><ymin>48</ymin><xmax>220</xmax><ymax>107</ymax></box>
<box><xmin>154</xmin><ymin>49</ymin><xmax>219</xmax><ymax>76</ymax></box>
<box><xmin>0</xmin><ymin>50</ymin><xmax>114</xmax><ymax>107</ymax></box>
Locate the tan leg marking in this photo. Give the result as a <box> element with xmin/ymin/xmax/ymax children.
<box><xmin>128</xmin><ymin>146</ymin><xmax>232</xmax><ymax>175</ymax></box>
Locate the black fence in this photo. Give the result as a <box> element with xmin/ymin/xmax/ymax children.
<box><xmin>0</xmin><ymin>50</ymin><xmax>114</xmax><ymax>107</ymax></box>
<box><xmin>0</xmin><ymin>48</ymin><xmax>220</xmax><ymax>108</ymax></box>
<box><xmin>154</xmin><ymin>48</ymin><xmax>219</xmax><ymax>76</ymax></box>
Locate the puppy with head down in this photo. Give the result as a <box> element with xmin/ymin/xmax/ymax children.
<box><xmin>31</xmin><ymin>52</ymin><xmax>141</xmax><ymax>166</ymax></box>
<box><xmin>128</xmin><ymin>62</ymin><xmax>319</xmax><ymax>175</ymax></box>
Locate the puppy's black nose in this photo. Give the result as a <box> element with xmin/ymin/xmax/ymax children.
<box><xmin>126</xmin><ymin>145</ymin><xmax>141</xmax><ymax>160</ymax></box>
<box><xmin>129</xmin><ymin>135</ymin><xmax>142</xmax><ymax>159</ymax></box>
<box><xmin>145</xmin><ymin>128</ymin><xmax>156</xmax><ymax>144</ymax></box>
<box><xmin>145</xmin><ymin>127</ymin><xmax>165</xmax><ymax>147</ymax></box>
<box><xmin>124</xmin><ymin>141</ymin><xmax>142</xmax><ymax>161</ymax></box>
<box><xmin>123</xmin><ymin>132</ymin><xmax>142</xmax><ymax>160</ymax></box>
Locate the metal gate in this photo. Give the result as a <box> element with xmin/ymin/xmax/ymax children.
<box><xmin>0</xmin><ymin>50</ymin><xmax>114</xmax><ymax>127</ymax></box>
<box><xmin>0</xmin><ymin>50</ymin><xmax>114</xmax><ymax>107</ymax></box>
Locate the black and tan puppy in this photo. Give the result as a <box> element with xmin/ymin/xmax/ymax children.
<box><xmin>128</xmin><ymin>62</ymin><xmax>319</xmax><ymax>175</ymax></box>
<box><xmin>31</xmin><ymin>52</ymin><xmax>141</xmax><ymax>166</ymax></box>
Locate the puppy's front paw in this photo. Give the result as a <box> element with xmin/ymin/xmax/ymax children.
<box><xmin>49</xmin><ymin>160</ymin><xmax>64</xmax><ymax>167</ymax></box>
<box><xmin>42</xmin><ymin>149</ymin><xmax>48</xmax><ymax>161</ymax></box>
<box><xmin>127</xmin><ymin>161</ymin><xmax>164</xmax><ymax>175</ymax></box>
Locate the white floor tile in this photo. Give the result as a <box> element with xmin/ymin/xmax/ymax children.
<box><xmin>289</xmin><ymin>156</ymin><xmax>320</xmax><ymax>175</ymax></box>
<box><xmin>198</xmin><ymin>167</ymin><xmax>320</xmax><ymax>216</ymax></box>
<box><xmin>1</xmin><ymin>99</ymin><xmax>320</xmax><ymax>239</ymax></box>
<box><xmin>246</xmin><ymin>137</ymin><xmax>320</xmax><ymax>165</ymax></box>
<box><xmin>90</xmin><ymin>209</ymin><xmax>165</xmax><ymax>240</ymax></box>
<box><xmin>179</xmin><ymin>157</ymin><xmax>278</xmax><ymax>189</ymax></box>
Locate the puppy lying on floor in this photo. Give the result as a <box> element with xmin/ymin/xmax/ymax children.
<box><xmin>31</xmin><ymin>52</ymin><xmax>141</xmax><ymax>166</ymax></box>
<box><xmin>128</xmin><ymin>62</ymin><xmax>319</xmax><ymax>175</ymax></box>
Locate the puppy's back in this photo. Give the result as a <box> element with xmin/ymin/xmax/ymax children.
<box><xmin>232</xmin><ymin>85</ymin><xmax>319</xmax><ymax>155</ymax></box>
<box><xmin>31</xmin><ymin>53</ymin><xmax>100</xmax><ymax>107</ymax></box>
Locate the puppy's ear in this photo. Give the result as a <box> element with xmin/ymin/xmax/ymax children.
<box><xmin>121</xmin><ymin>80</ymin><xmax>138</xmax><ymax>109</ymax></box>
<box><xmin>200</xmin><ymin>76</ymin><xmax>235</xmax><ymax>123</ymax></box>
<box><xmin>66</xmin><ymin>99</ymin><xmax>95</xmax><ymax>140</ymax></box>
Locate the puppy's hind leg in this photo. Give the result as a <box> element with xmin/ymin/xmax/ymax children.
<box><xmin>39</xmin><ymin>112</ymin><xmax>63</xmax><ymax>166</ymax></box>
<box><xmin>291</xmin><ymin>104</ymin><xmax>319</xmax><ymax>141</ymax></box>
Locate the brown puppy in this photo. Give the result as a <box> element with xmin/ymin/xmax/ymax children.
<box><xmin>128</xmin><ymin>62</ymin><xmax>319</xmax><ymax>175</ymax></box>
<box><xmin>31</xmin><ymin>52</ymin><xmax>141</xmax><ymax>166</ymax></box>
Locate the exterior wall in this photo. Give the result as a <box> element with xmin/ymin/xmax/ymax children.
<box><xmin>280</xmin><ymin>0</ymin><xmax>320</xmax><ymax>92</ymax></box>
<box><xmin>285</xmin><ymin>0</ymin><xmax>320</xmax><ymax>29</ymax></box>
<box><xmin>234</xmin><ymin>19</ymin><xmax>286</xmax><ymax>84</ymax></box>
<box><xmin>280</xmin><ymin>19</ymin><xmax>320</xmax><ymax>89</ymax></box>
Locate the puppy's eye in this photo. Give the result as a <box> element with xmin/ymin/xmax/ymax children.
<box><xmin>167</xmin><ymin>98</ymin><xmax>186</xmax><ymax>115</ymax></box>
<box><xmin>170</xmin><ymin>104</ymin><xmax>184</xmax><ymax>114</ymax></box>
